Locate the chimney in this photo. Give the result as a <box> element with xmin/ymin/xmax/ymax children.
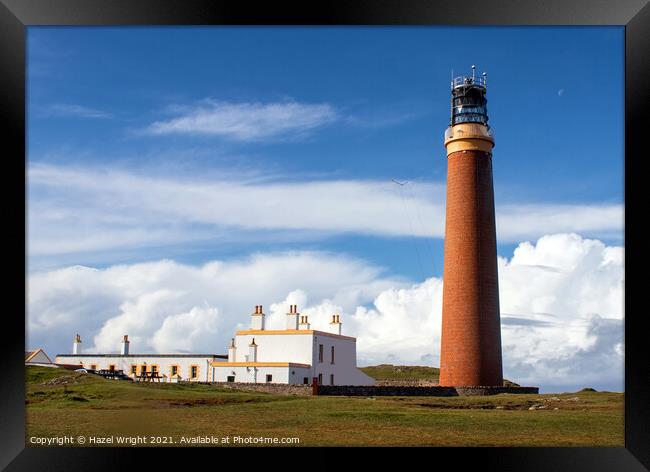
<box><xmin>228</xmin><ymin>338</ymin><xmax>237</xmax><ymax>362</ymax></box>
<box><xmin>329</xmin><ymin>314</ymin><xmax>343</xmax><ymax>335</ymax></box>
<box><xmin>298</xmin><ymin>315</ymin><xmax>311</xmax><ymax>330</ymax></box>
<box><xmin>286</xmin><ymin>304</ymin><xmax>299</xmax><ymax>330</ymax></box>
<box><xmin>73</xmin><ymin>334</ymin><xmax>82</xmax><ymax>355</ymax></box>
<box><xmin>248</xmin><ymin>338</ymin><xmax>258</xmax><ymax>362</ymax></box>
<box><xmin>251</xmin><ymin>305</ymin><xmax>265</xmax><ymax>330</ymax></box>
<box><xmin>120</xmin><ymin>334</ymin><xmax>130</xmax><ymax>355</ymax></box>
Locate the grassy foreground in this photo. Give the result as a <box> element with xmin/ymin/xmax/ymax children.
<box><xmin>26</xmin><ymin>366</ymin><xmax>623</xmax><ymax>447</ymax></box>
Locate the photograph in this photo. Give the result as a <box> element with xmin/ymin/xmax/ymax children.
<box><xmin>24</xmin><ymin>25</ymin><xmax>624</xmax><ymax>448</ymax></box>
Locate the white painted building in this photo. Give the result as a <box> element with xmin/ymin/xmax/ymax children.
<box><xmin>55</xmin><ymin>335</ymin><xmax>227</xmax><ymax>382</ymax></box>
<box><xmin>54</xmin><ymin>305</ymin><xmax>374</xmax><ymax>386</ymax></box>
<box><xmin>211</xmin><ymin>305</ymin><xmax>374</xmax><ymax>386</ymax></box>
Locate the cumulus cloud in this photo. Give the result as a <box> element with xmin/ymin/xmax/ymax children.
<box><xmin>145</xmin><ymin>100</ymin><xmax>338</xmax><ymax>140</ymax></box>
<box><xmin>151</xmin><ymin>305</ymin><xmax>221</xmax><ymax>354</ymax></box>
<box><xmin>28</xmin><ymin>252</ymin><xmax>406</xmax><ymax>355</ymax></box>
<box><xmin>27</xmin><ymin>163</ymin><xmax>623</xmax><ymax>262</ymax></box>
<box><xmin>28</xmin><ymin>233</ymin><xmax>623</xmax><ymax>392</ymax></box>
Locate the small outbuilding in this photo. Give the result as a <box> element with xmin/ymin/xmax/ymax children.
<box><xmin>25</xmin><ymin>348</ymin><xmax>55</xmax><ymax>367</ymax></box>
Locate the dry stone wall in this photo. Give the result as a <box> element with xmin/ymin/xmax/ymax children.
<box><xmin>316</xmin><ymin>385</ymin><xmax>539</xmax><ymax>396</ymax></box>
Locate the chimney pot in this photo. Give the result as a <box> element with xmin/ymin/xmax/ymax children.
<box><xmin>286</xmin><ymin>304</ymin><xmax>299</xmax><ymax>330</ymax></box>
<box><xmin>251</xmin><ymin>305</ymin><xmax>266</xmax><ymax>329</ymax></box>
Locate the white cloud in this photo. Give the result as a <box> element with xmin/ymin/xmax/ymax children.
<box><xmin>151</xmin><ymin>305</ymin><xmax>221</xmax><ymax>353</ymax></box>
<box><xmin>27</xmin><ymin>163</ymin><xmax>623</xmax><ymax>262</ymax></box>
<box><xmin>28</xmin><ymin>252</ymin><xmax>406</xmax><ymax>355</ymax></box>
<box><xmin>145</xmin><ymin>100</ymin><xmax>338</xmax><ymax>140</ymax></box>
<box><xmin>44</xmin><ymin>104</ymin><xmax>112</xmax><ymax>119</ymax></box>
<box><xmin>497</xmin><ymin>204</ymin><xmax>623</xmax><ymax>241</ymax></box>
<box><xmin>28</xmin><ymin>233</ymin><xmax>624</xmax><ymax>392</ymax></box>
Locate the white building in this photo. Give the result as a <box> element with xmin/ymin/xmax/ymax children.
<box><xmin>55</xmin><ymin>334</ymin><xmax>227</xmax><ymax>382</ymax></box>
<box><xmin>54</xmin><ymin>304</ymin><xmax>374</xmax><ymax>386</ymax></box>
<box><xmin>211</xmin><ymin>305</ymin><xmax>374</xmax><ymax>386</ymax></box>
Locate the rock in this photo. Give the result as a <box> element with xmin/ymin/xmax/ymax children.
<box><xmin>42</xmin><ymin>374</ymin><xmax>83</xmax><ymax>386</ymax></box>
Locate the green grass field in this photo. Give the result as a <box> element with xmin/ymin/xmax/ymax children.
<box><xmin>360</xmin><ymin>364</ymin><xmax>441</xmax><ymax>381</ymax></box>
<box><xmin>25</xmin><ymin>366</ymin><xmax>623</xmax><ymax>447</ymax></box>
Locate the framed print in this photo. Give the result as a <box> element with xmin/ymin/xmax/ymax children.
<box><xmin>1</xmin><ymin>0</ymin><xmax>647</xmax><ymax>469</ymax></box>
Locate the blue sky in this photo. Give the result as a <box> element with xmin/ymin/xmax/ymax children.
<box><xmin>27</xmin><ymin>27</ymin><xmax>624</xmax><ymax>391</ymax></box>
<box><xmin>28</xmin><ymin>26</ymin><xmax>623</xmax><ymax>278</ymax></box>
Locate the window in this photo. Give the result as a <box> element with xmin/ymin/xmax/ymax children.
<box><xmin>330</xmin><ymin>374</ymin><xmax>334</xmax><ymax>385</ymax></box>
<box><xmin>108</xmin><ymin>364</ymin><xmax>115</xmax><ymax>372</ymax></box>
<box><xmin>227</xmin><ymin>376</ymin><xmax>235</xmax><ymax>382</ymax></box>
<box><xmin>303</xmin><ymin>377</ymin><xmax>309</xmax><ymax>385</ymax></box>
<box><xmin>151</xmin><ymin>365</ymin><xmax>158</xmax><ymax>375</ymax></box>
<box><xmin>170</xmin><ymin>365</ymin><xmax>178</xmax><ymax>377</ymax></box>
<box><xmin>131</xmin><ymin>365</ymin><xmax>137</xmax><ymax>375</ymax></box>
<box><xmin>318</xmin><ymin>344</ymin><xmax>324</xmax><ymax>363</ymax></box>
<box><xmin>331</xmin><ymin>346</ymin><xmax>335</xmax><ymax>364</ymax></box>
<box><xmin>266</xmin><ymin>374</ymin><xmax>273</xmax><ymax>383</ymax></box>
<box><xmin>190</xmin><ymin>365</ymin><xmax>198</xmax><ymax>379</ymax></box>
<box><xmin>318</xmin><ymin>373</ymin><xmax>323</xmax><ymax>385</ymax></box>
<box><xmin>140</xmin><ymin>365</ymin><xmax>147</xmax><ymax>375</ymax></box>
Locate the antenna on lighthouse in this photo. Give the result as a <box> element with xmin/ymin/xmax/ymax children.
<box><xmin>471</xmin><ymin>64</ymin><xmax>476</xmax><ymax>81</ymax></box>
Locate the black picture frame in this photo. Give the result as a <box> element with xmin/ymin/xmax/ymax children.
<box><xmin>1</xmin><ymin>0</ymin><xmax>647</xmax><ymax>469</ymax></box>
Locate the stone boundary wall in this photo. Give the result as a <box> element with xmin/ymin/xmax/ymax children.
<box><xmin>316</xmin><ymin>385</ymin><xmax>539</xmax><ymax>396</ymax></box>
<box><xmin>373</xmin><ymin>379</ymin><xmax>439</xmax><ymax>387</ymax></box>
<box><xmin>201</xmin><ymin>382</ymin><xmax>538</xmax><ymax>396</ymax></box>
<box><xmin>207</xmin><ymin>382</ymin><xmax>312</xmax><ymax>396</ymax></box>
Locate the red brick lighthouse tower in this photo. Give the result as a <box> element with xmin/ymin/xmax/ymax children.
<box><xmin>439</xmin><ymin>66</ymin><xmax>503</xmax><ymax>387</ymax></box>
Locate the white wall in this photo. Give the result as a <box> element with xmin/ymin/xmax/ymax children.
<box><xmin>310</xmin><ymin>333</ymin><xmax>374</xmax><ymax>386</ymax></box>
<box><xmin>213</xmin><ymin>365</ymin><xmax>312</xmax><ymax>385</ymax></box>
<box><xmin>233</xmin><ymin>333</ymin><xmax>313</xmax><ymax>365</ymax></box>
<box><xmin>54</xmin><ymin>355</ymin><xmax>215</xmax><ymax>382</ymax></box>
<box><xmin>228</xmin><ymin>331</ymin><xmax>374</xmax><ymax>386</ymax></box>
